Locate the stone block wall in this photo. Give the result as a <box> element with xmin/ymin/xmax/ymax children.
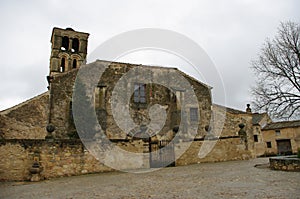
<box><xmin>0</xmin><ymin>138</ymin><xmax>151</xmax><ymax>181</ymax></box>
<box><xmin>211</xmin><ymin>104</ymin><xmax>255</xmax><ymax>155</ymax></box>
<box><xmin>269</xmin><ymin>156</ymin><xmax>300</xmax><ymax>171</ymax></box>
<box><xmin>176</xmin><ymin>137</ymin><xmax>253</xmax><ymax>166</ymax></box>
<box><xmin>0</xmin><ymin>142</ymin><xmax>31</xmax><ymax>180</ymax></box>
<box><xmin>0</xmin><ymin>93</ymin><xmax>49</xmax><ymax>139</ymax></box>
<box><xmin>0</xmin><ymin>139</ymin><xmax>113</xmax><ymax>181</ymax></box>
<box><xmin>262</xmin><ymin>127</ymin><xmax>300</xmax><ymax>155</ymax></box>
<box><xmin>49</xmin><ymin>61</ymin><xmax>212</xmax><ymax>140</ymax></box>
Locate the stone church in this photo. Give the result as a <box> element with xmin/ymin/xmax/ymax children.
<box><xmin>1</xmin><ymin>27</ymin><xmax>296</xmax><ymax>181</ymax></box>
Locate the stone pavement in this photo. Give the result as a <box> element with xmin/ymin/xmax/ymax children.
<box><xmin>0</xmin><ymin>158</ymin><xmax>299</xmax><ymax>199</ymax></box>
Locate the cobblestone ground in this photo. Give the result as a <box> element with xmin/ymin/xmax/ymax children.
<box><xmin>1</xmin><ymin>158</ymin><xmax>299</xmax><ymax>199</ymax></box>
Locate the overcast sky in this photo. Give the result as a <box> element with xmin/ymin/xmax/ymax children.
<box><xmin>0</xmin><ymin>0</ymin><xmax>299</xmax><ymax>112</ymax></box>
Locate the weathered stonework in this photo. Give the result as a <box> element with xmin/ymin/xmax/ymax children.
<box><xmin>262</xmin><ymin>125</ymin><xmax>300</xmax><ymax>156</ymax></box>
<box><xmin>48</xmin><ymin>61</ymin><xmax>212</xmax><ymax>141</ymax></box>
<box><xmin>0</xmin><ymin>93</ymin><xmax>49</xmax><ymax>139</ymax></box>
<box><xmin>49</xmin><ymin>27</ymin><xmax>89</xmax><ymax>75</ymax></box>
<box><xmin>176</xmin><ymin>138</ymin><xmax>252</xmax><ymax>166</ymax></box>
<box><xmin>0</xmin><ymin>27</ymin><xmax>272</xmax><ymax>181</ymax></box>
<box><xmin>252</xmin><ymin>113</ymin><xmax>272</xmax><ymax>156</ymax></box>
<box><xmin>269</xmin><ymin>156</ymin><xmax>300</xmax><ymax>171</ymax></box>
<box><xmin>0</xmin><ymin>139</ymin><xmax>114</xmax><ymax>181</ymax></box>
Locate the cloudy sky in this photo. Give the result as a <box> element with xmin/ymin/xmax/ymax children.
<box><xmin>0</xmin><ymin>0</ymin><xmax>299</xmax><ymax>111</ymax></box>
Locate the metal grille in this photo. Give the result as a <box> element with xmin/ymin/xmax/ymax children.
<box><xmin>149</xmin><ymin>139</ymin><xmax>175</xmax><ymax>168</ymax></box>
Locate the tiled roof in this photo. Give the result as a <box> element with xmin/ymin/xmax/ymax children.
<box><xmin>262</xmin><ymin>120</ymin><xmax>300</xmax><ymax>130</ymax></box>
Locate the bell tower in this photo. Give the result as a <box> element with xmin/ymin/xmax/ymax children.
<box><xmin>49</xmin><ymin>27</ymin><xmax>89</xmax><ymax>75</ymax></box>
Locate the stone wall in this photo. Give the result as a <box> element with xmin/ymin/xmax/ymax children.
<box><xmin>48</xmin><ymin>70</ymin><xmax>78</xmax><ymax>138</ymax></box>
<box><xmin>0</xmin><ymin>138</ymin><xmax>152</xmax><ymax>181</ymax></box>
<box><xmin>269</xmin><ymin>156</ymin><xmax>300</xmax><ymax>171</ymax></box>
<box><xmin>253</xmin><ymin>124</ymin><xmax>266</xmax><ymax>157</ymax></box>
<box><xmin>212</xmin><ymin>105</ymin><xmax>253</xmax><ymax>136</ymax></box>
<box><xmin>262</xmin><ymin>127</ymin><xmax>300</xmax><ymax>155</ymax></box>
<box><xmin>176</xmin><ymin>137</ymin><xmax>253</xmax><ymax>166</ymax></box>
<box><xmin>49</xmin><ymin>61</ymin><xmax>212</xmax><ymax>140</ymax></box>
<box><xmin>211</xmin><ymin>104</ymin><xmax>254</xmax><ymax>155</ymax></box>
<box><xmin>0</xmin><ymin>92</ymin><xmax>49</xmax><ymax>139</ymax></box>
<box><xmin>0</xmin><ymin>139</ymin><xmax>113</xmax><ymax>181</ymax></box>
<box><xmin>0</xmin><ymin>135</ymin><xmax>256</xmax><ymax>181</ymax></box>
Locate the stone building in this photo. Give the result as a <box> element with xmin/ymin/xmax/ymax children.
<box><xmin>261</xmin><ymin>120</ymin><xmax>300</xmax><ymax>156</ymax></box>
<box><xmin>251</xmin><ymin>113</ymin><xmax>272</xmax><ymax>156</ymax></box>
<box><xmin>0</xmin><ymin>27</ymin><xmax>288</xmax><ymax>181</ymax></box>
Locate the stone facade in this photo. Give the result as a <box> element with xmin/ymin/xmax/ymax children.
<box><xmin>0</xmin><ymin>92</ymin><xmax>49</xmax><ymax>139</ymax></box>
<box><xmin>48</xmin><ymin>61</ymin><xmax>212</xmax><ymax>140</ymax></box>
<box><xmin>0</xmin><ymin>27</ymin><xmax>272</xmax><ymax>181</ymax></box>
<box><xmin>0</xmin><ymin>139</ymin><xmax>114</xmax><ymax>181</ymax></box>
<box><xmin>49</xmin><ymin>27</ymin><xmax>89</xmax><ymax>75</ymax></box>
<box><xmin>261</xmin><ymin>121</ymin><xmax>300</xmax><ymax>156</ymax></box>
<box><xmin>176</xmin><ymin>138</ymin><xmax>252</xmax><ymax>166</ymax></box>
<box><xmin>252</xmin><ymin>113</ymin><xmax>272</xmax><ymax>156</ymax></box>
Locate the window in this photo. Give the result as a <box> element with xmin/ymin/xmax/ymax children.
<box><xmin>266</xmin><ymin>142</ymin><xmax>272</xmax><ymax>148</ymax></box>
<box><xmin>134</xmin><ymin>83</ymin><xmax>146</xmax><ymax>103</ymax></box>
<box><xmin>275</xmin><ymin>129</ymin><xmax>281</xmax><ymax>136</ymax></box>
<box><xmin>253</xmin><ymin>135</ymin><xmax>258</xmax><ymax>142</ymax></box>
<box><xmin>72</xmin><ymin>59</ymin><xmax>77</xmax><ymax>68</ymax></box>
<box><xmin>190</xmin><ymin>108</ymin><xmax>198</xmax><ymax>122</ymax></box>
<box><xmin>60</xmin><ymin>58</ymin><xmax>65</xmax><ymax>72</ymax></box>
<box><xmin>61</xmin><ymin>36</ymin><xmax>69</xmax><ymax>51</ymax></box>
<box><xmin>72</xmin><ymin>38</ymin><xmax>79</xmax><ymax>52</ymax></box>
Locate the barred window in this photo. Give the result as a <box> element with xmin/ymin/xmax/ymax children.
<box><xmin>134</xmin><ymin>83</ymin><xmax>146</xmax><ymax>103</ymax></box>
<box><xmin>190</xmin><ymin>108</ymin><xmax>198</xmax><ymax>122</ymax></box>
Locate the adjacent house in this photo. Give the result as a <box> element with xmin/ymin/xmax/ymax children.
<box><xmin>261</xmin><ymin>120</ymin><xmax>300</xmax><ymax>156</ymax></box>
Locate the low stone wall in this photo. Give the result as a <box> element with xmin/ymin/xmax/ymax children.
<box><xmin>176</xmin><ymin>137</ymin><xmax>253</xmax><ymax>166</ymax></box>
<box><xmin>0</xmin><ymin>138</ymin><xmax>150</xmax><ymax>181</ymax></box>
<box><xmin>0</xmin><ymin>136</ymin><xmax>255</xmax><ymax>181</ymax></box>
<box><xmin>269</xmin><ymin>156</ymin><xmax>300</xmax><ymax>171</ymax></box>
<box><xmin>0</xmin><ymin>139</ymin><xmax>114</xmax><ymax>181</ymax></box>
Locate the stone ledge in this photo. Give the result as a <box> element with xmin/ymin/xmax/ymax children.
<box><xmin>269</xmin><ymin>156</ymin><xmax>300</xmax><ymax>172</ymax></box>
<box><xmin>0</xmin><ymin>139</ymin><xmax>84</xmax><ymax>147</ymax></box>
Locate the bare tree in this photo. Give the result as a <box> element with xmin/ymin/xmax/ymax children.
<box><xmin>252</xmin><ymin>21</ymin><xmax>300</xmax><ymax>120</ymax></box>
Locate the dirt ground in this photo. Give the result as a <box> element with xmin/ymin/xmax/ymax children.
<box><xmin>0</xmin><ymin>158</ymin><xmax>299</xmax><ymax>199</ymax></box>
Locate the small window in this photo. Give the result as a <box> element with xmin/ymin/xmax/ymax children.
<box><xmin>134</xmin><ymin>83</ymin><xmax>146</xmax><ymax>103</ymax></box>
<box><xmin>61</xmin><ymin>36</ymin><xmax>69</xmax><ymax>51</ymax></box>
<box><xmin>60</xmin><ymin>58</ymin><xmax>65</xmax><ymax>72</ymax></box>
<box><xmin>71</xmin><ymin>38</ymin><xmax>79</xmax><ymax>52</ymax></box>
<box><xmin>190</xmin><ymin>108</ymin><xmax>198</xmax><ymax>122</ymax></box>
<box><xmin>253</xmin><ymin>135</ymin><xmax>258</xmax><ymax>142</ymax></box>
<box><xmin>72</xmin><ymin>59</ymin><xmax>77</xmax><ymax>68</ymax></box>
<box><xmin>275</xmin><ymin>130</ymin><xmax>281</xmax><ymax>136</ymax></box>
<box><xmin>266</xmin><ymin>142</ymin><xmax>272</xmax><ymax>148</ymax></box>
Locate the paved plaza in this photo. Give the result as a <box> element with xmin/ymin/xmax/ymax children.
<box><xmin>1</xmin><ymin>158</ymin><xmax>299</xmax><ymax>199</ymax></box>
